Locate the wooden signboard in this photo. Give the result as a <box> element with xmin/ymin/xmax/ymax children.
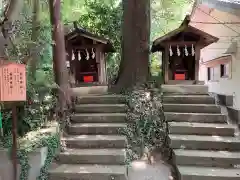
<box><xmin>0</xmin><ymin>62</ymin><xmax>26</xmax><ymax>102</ymax></box>
<box><xmin>0</xmin><ymin>61</ymin><xmax>27</xmax><ymax>180</ymax></box>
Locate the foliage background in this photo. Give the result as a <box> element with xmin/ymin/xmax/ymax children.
<box><xmin>0</xmin><ymin>0</ymin><xmax>193</xmax><ymax>179</ymax></box>
<box><xmin>0</xmin><ymin>0</ymin><xmax>194</xmax><ymax>147</ymax></box>
<box><xmin>0</xmin><ymin>0</ymin><xmax>195</xmax><ymax>154</ymax></box>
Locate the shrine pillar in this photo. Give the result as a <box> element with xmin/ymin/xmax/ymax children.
<box><xmin>195</xmin><ymin>45</ymin><xmax>201</xmax><ymax>81</ymax></box>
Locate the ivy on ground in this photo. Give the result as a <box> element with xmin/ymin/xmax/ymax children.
<box><xmin>1</xmin><ymin>126</ymin><xmax>60</xmax><ymax>180</ymax></box>
<box><xmin>120</xmin><ymin>81</ymin><xmax>170</xmax><ymax>164</ymax></box>
<box><xmin>37</xmin><ymin>133</ymin><xmax>60</xmax><ymax>180</ymax></box>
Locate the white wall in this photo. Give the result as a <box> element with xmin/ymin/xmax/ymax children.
<box><xmin>207</xmin><ymin>43</ymin><xmax>240</xmax><ymax>109</ymax></box>
<box><xmin>191</xmin><ymin>5</ymin><xmax>240</xmax><ymax>109</ymax></box>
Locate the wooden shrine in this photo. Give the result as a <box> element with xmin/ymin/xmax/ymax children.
<box><xmin>151</xmin><ymin>15</ymin><xmax>218</xmax><ymax>84</ymax></box>
<box><xmin>65</xmin><ymin>22</ymin><xmax>114</xmax><ymax>86</ymax></box>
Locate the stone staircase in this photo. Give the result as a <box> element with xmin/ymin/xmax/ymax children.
<box><xmin>162</xmin><ymin>85</ymin><xmax>240</xmax><ymax>180</ymax></box>
<box><xmin>49</xmin><ymin>87</ymin><xmax>128</xmax><ymax>180</ymax></box>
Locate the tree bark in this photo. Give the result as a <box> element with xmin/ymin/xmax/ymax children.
<box><xmin>4</xmin><ymin>0</ymin><xmax>24</xmax><ymax>22</ymax></box>
<box><xmin>0</xmin><ymin>0</ymin><xmax>24</xmax><ymax>59</ymax></box>
<box><xmin>29</xmin><ymin>0</ymin><xmax>40</xmax><ymax>80</ymax></box>
<box><xmin>115</xmin><ymin>0</ymin><xmax>150</xmax><ymax>91</ymax></box>
<box><xmin>49</xmin><ymin>0</ymin><xmax>70</xmax><ymax>109</ymax></box>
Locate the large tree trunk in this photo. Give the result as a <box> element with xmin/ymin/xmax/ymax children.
<box><xmin>49</xmin><ymin>0</ymin><xmax>70</xmax><ymax>109</ymax></box>
<box><xmin>0</xmin><ymin>0</ymin><xmax>24</xmax><ymax>59</ymax></box>
<box><xmin>29</xmin><ymin>0</ymin><xmax>40</xmax><ymax>80</ymax></box>
<box><xmin>4</xmin><ymin>0</ymin><xmax>24</xmax><ymax>22</ymax></box>
<box><xmin>115</xmin><ymin>0</ymin><xmax>150</xmax><ymax>91</ymax></box>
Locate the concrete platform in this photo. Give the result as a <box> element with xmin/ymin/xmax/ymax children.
<box><xmin>77</xmin><ymin>95</ymin><xmax>126</xmax><ymax>104</ymax></box>
<box><xmin>162</xmin><ymin>85</ymin><xmax>208</xmax><ymax>95</ymax></box>
<box><xmin>128</xmin><ymin>160</ymin><xmax>171</xmax><ymax>180</ymax></box>
<box><xmin>72</xmin><ymin>86</ymin><xmax>108</xmax><ymax>96</ymax></box>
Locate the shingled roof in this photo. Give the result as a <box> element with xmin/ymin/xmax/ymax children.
<box><xmin>64</xmin><ymin>22</ymin><xmax>114</xmax><ymax>53</ymax></box>
<box><xmin>151</xmin><ymin>15</ymin><xmax>218</xmax><ymax>52</ymax></box>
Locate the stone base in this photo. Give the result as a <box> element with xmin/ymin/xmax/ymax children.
<box><xmin>167</xmin><ymin>80</ymin><xmax>205</xmax><ymax>85</ymax></box>
<box><xmin>213</xmin><ymin>93</ymin><xmax>240</xmax><ymax>126</ymax></box>
<box><xmin>162</xmin><ymin>84</ymin><xmax>208</xmax><ymax>95</ymax></box>
<box><xmin>72</xmin><ymin>86</ymin><xmax>108</xmax><ymax>96</ymax></box>
<box><xmin>0</xmin><ymin>147</ymin><xmax>48</xmax><ymax>180</ymax></box>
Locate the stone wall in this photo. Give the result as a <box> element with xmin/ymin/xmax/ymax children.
<box><xmin>0</xmin><ymin>147</ymin><xmax>47</xmax><ymax>180</ymax></box>
<box><xmin>215</xmin><ymin>93</ymin><xmax>240</xmax><ymax>128</ymax></box>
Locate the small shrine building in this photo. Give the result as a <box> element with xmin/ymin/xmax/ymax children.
<box><xmin>151</xmin><ymin>15</ymin><xmax>218</xmax><ymax>84</ymax></box>
<box><xmin>65</xmin><ymin>22</ymin><xmax>114</xmax><ymax>87</ymax></box>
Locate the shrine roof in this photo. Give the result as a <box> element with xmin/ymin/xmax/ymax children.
<box><xmin>151</xmin><ymin>15</ymin><xmax>219</xmax><ymax>53</ymax></box>
<box><xmin>65</xmin><ymin>22</ymin><xmax>114</xmax><ymax>53</ymax></box>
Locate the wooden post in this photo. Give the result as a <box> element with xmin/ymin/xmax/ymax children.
<box><xmin>99</xmin><ymin>52</ymin><xmax>104</xmax><ymax>84</ymax></box>
<box><xmin>104</xmin><ymin>53</ymin><xmax>108</xmax><ymax>84</ymax></box>
<box><xmin>164</xmin><ymin>47</ymin><xmax>169</xmax><ymax>84</ymax></box>
<box><xmin>11</xmin><ymin>104</ymin><xmax>18</xmax><ymax>180</ymax></box>
<box><xmin>195</xmin><ymin>45</ymin><xmax>200</xmax><ymax>81</ymax></box>
<box><xmin>96</xmin><ymin>46</ymin><xmax>101</xmax><ymax>84</ymax></box>
<box><xmin>72</xmin><ymin>60</ymin><xmax>77</xmax><ymax>86</ymax></box>
<box><xmin>161</xmin><ymin>51</ymin><xmax>165</xmax><ymax>83</ymax></box>
<box><xmin>67</xmin><ymin>45</ymin><xmax>76</xmax><ymax>87</ymax></box>
<box><xmin>102</xmin><ymin>53</ymin><xmax>107</xmax><ymax>85</ymax></box>
<box><xmin>100</xmin><ymin>52</ymin><xmax>107</xmax><ymax>85</ymax></box>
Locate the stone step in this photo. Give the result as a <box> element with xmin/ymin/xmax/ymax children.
<box><xmin>169</xmin><ymin>134</ymin><xmax>240</xmax><ymax>151</ymax></box>
<box><xmin>174</xmin><ymin>149</ymin><xmax>240</xmax><ymax>168</ymax></box>
<box><xmin>167</xmin><ymin>80</ymin><xmax>202</xmax><ymax>85</ymax></box>
<box><xmin>49</xmin><ymin>164</ymin><xmax>127</xmax><ymax>180</ymax></box>
<box><xmin>163</xmin><ymin>95</ymin><xmax>215</xmax><ymax>104</ymax></box>
<box><xmin>165</xmin><ymin>112</ymin><xmax>226</xmax><ymax>123</ymax></box>
<box><xmin>71</xmin><ymin>86</ymin><xmax>108</xmax><ymax>96</ymax></box>
<box><xmin>77</xmin><ymin>95</ymin><xmax>126</xmax><ymax>104</ymax></box>
<box><xmin>63</xmin><ymin>135</ymin><xmax>127</xmax><ymax>149</ymax></box>
<box><xmin>58</xmin><ymin>148</ymin><xmax>125</xmax><ymax>165</ymax></box>
<box><xmin>68</xmin><ymin>123</ymin><xmax>127</xmax><ymax>135</ymax></box>
<box><xmin>75</xmin><ymin>104</ymin><xmax>127</xmax><ymax>113</ymax></box>
<box><xmin>162</xmin><ymin>85</ymin><xmax>208</xmax><ymax>95</ymax></box>
<box><xmin>71</xmin><ymin>113</ymin><xmax>127</xmax><ymax>123</ymax></box>
<box><xmin>164</xmin><ymin>104</ymin><xmax>221</xmax><ymax>113</ymax></box>
<box><xmin>178</xmin><ymin>166</ymin><xmax>240</xmax><ymax>180</ymax></box>
<box><xmin>169</xmin><ymin>122</ymin><xmax>235</xmax><ymax>136</ymax></box>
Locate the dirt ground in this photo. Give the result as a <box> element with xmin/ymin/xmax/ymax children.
<box><xmin>128</xmin><ymin>160</ymin><xmax>171</xmax><ymax>180</ymax></box>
